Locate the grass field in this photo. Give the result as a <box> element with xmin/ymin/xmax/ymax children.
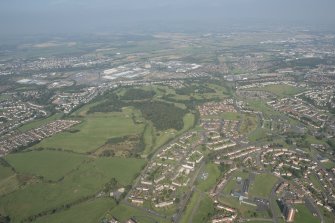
<box><xmin>248</xmin><ymin>127</ymin><xmax>270</xmax><ymax>142</ymax></box>
<box><xmin>309</xmin><ymin>173</ymin><xmax>325</xmax><ymax>192</ymax></box>
<box><xmin>320</xmin><ymin>161</ymin><xmax>335</xmax><ymax>169</ymax></box>
<box><xmin>35</xmin><ymin>198</ymin><xmax>116</xmax><ymax>223</ymax></box>
<box><xmin>109</xmin><ymin>204</ymin><xmax>170</xmax><ymax>223</ymax></box>
<box><xmin>249</xmin><ymin>173</ymin><xmax>278</xmax><ymax>198</ymax></box>
<box><xmin>0</xmin><ymin>157</ymin><xmax>145</xmax><ymax>222</ymax></box>
<box><xmin>142</xmin><ymin>123</ymin><xmax>155</xmax><ymax>156</ymax></box>
<box><xmin>181</xmin><ymin>113</ymin><xmax>195</xmax><ymax>132</ymax></box>
<box><xmin>197</xmin><ymin>163</ymin><xmax>220</xmax><ymax>192</ymax></box>
<box><xmin>32</xmin><ymin>111</ymin><xmax>144</xmax><ymax>153</ymax></box>
<box><xmin>295</xmin><ymin>204</ymin><xmax>319</xmax><ymax>223</ymax></box>
<box><xmin>180</xmin><ymin>190</ymin><xmax>201</xmax><ymax>223</ymax></box>
<box><xmin>221</xmin><ymin>112</ymin><xmax>241</xmax><ymax>120</ymax></box>
<box><xmin>191</xmin><ymin>194</ymin><xmax>214</xmax><ymax>223</ymax></box>
<box><xmin>0</xmin><ymin>165</ymin><xmax>14</xmax><ymax>180</ymax></box>
<box><xmin>0</xmin><ymin>165</ymin><xmax>20</xmax><ymax>196</ymax></box>
<box><xmin>240</xmin><ymin>114</ymin><xmax>258</xmax><ymax>135</ymax></box>
<box><xmin>5</xmin><ymin>150</ymin><xmax>88</xmax><ymax>181</ymax></box>
<box><xmin>250</xmin><ymin>84</ymin><xmax>306</xmax><ymax>98</ymax></box>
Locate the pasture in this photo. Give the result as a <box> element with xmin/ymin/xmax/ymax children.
<box><xmin>5</xmin><ymin>150</ymin><xmax>87</xmax><ymax>181</ymax></box>
<box><xmin>0</xmin><ymin>157</ymin><xmax>145</xmax><ymax>222</ymax></box>
<box><xmin>32</xmin><ymin>110</ymin><xmax>144</xmax><ymax>153</ymax></box>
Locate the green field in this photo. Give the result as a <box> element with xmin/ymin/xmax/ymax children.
<box><xmin>33</xmin><ymin>111</ymin><xmax>144</xmax><ymax>153</ymax></box>
<box><xmin>0</xmin><ymin>165</ymin><xmax>14</xmax><ymax>180</ymax></box>
<box><xmin>180</xmin><ymin>190</ymin><xmax>201</xmax><ymax>223</ymax></box>
<box><xmin>240</xmin><ymin>114</ymin><xmax>258</xmax><ymax>135</ymax></box>
<box><xmin>250</xmin><ymin>84</ymin><xmax>306</xmax><ymax>98</ymax></box>
<box><xmin>249</xmin><ymin>173</ymin><xmax>278</xmax><ymax>198</ymax></box>
<box><xmin>109</xmin><ymin>204</ymin><xmax>170</xmax><ymax>223</ymax></box>
<box><xmin>295</xmin><ymin>204</ymin><xmax>319</xmax><ymax>223</ymax></box>
<box><xmin>309</xmin><ymin>173</ymin><xmax>325</xmax><ymax>192</ymax></box>
<box><xmin>248</xmin><ymin>127</ymin><xmax>270</xmax><ymax>142</ymax></box>
<box><xmin>191</xmin><ymin>195</ymin><xmax>214</xmax><ymax>223</ymax></box>
<box><xmin>142</xmin><ymin>123</ymin><xmax>155</xmax><ymax>156</ymax></box>
<box><xmin>321</xmin><ymin>161</ymin><xmax>335</xmax><ymax>169</ymax></box>
<box><xmin>5</xmin><ymin>150</ymin><xmax>88</xmax><ymax>181</ymax></box>
<box><xmin>0</xmin><ymin>157</ymin><xmax>145</xmax><ymax>222</ymax></box>
<box><xmin>221</xmin><ymin>112</ymin><xmax>241</xmax><ymax>120</ymax></box>
<box><xmin>35</xmin><ymin>198</ymin><xmax>116</xmax><ymax>223</ymax></box>
<box><xmin>0</xmin><ymin>165</ymin><xmax>20</xmax><ymax>196</ymax></box>
<box><xmin>197</xmin><ymin>163</ymin><xmax>220</xmax><ymax>192</ymax></box>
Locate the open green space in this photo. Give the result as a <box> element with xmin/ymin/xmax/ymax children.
<box><xmin>240</xmin><ymin>114</ymin><xmax>258</xmax><ymax>135</ymax></box>
<box><xmin>197</xmin><ymin>163</ymin><xmax>220</xmax><ymax>192</ymax></box>
<box><xmin>181</xmin><ymin>113</ymin><xmax>195</xmax><ymax>132</ymax></box>
<box><xmin>249</xmin><ymin>84</ymin><xmax>306</xmax><ymax>98</ymax></box>
<box><xmin>0</xmin><ymin>174</ymin><xmax>20</xmax><ymax>197</ymax></box>
<box><xmin>35</xmin><ymin>198</ymin><xmax>116</xmax><ymax>223</ymax></box>
<box><xmin>0</xmin><ymin>157</ymin><xmax>145</xmax><ymax>223</ymax></box>
<box><xmin>295</xmin><ymin>204</ymin><xmax>319</xmax><ymax>223</ymax></box>
<box><xmin>5</xmin><ymin>150</ymin><xmax>88</xmax><ymax>181</ymax></box>
<box><xmin>180</xmin><ymin>190</ymin><xmax>201</xmax><ymax>223</ymax></box>
<box><xmin>249</xmin><ymin>173</ymin><xmax>278</xmax><ymax>198</ymax></box>
<box><xmin>321</xmin><ymin>161</ymin><xmax>335</xmax><ymax>169</ymax></box>
<box><xmin>109</xmin><ymin>204</ymin><xmax>170</xmax><ymax>223</ymax></box>
<box><xmin>0</xmin><ymin>164</ymin><xmax>14</xmax><ymax>180</ymax></box>
<box><xmin>248</xmin><ymin>127</ymin><xmax>270</xmax><ymax>142</ymax></box>
<box><xmin>191</xmin><ymin>194</ymin><xmax>214</xmax><ymax>223</ymax></box>
<box><xmin>32</xmin><ymin>110</ymin><xmax>144</xmax><ymax>153</ymax></box>
<box><xmin>309</xmin><ymin>173</ymin><xmax>325</xmax><ymax>192</ymax></box>
<box><xmin>221</xmin><ymin>112</ymin><xmax>241</xmax><ymax>120</ymax></box>
<box><xmin>142</xmin><ymin>123</ymin><xmax>155</xmax><ymax>156</ymax></box>
<box><xmin>0</xmin><ymin>165</ymin><xmax>20</xmax><ymax>196</ymax></box>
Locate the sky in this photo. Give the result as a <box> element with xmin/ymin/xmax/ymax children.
<box><xmin>0</xmin><ymin>0</ymin><xmax>335</xmax><ymax>36</ymax></box>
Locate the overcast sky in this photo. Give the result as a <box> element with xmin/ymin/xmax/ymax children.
<box><xmin>0</xmin><ymin>0</ymin><xmax>334</xmax><ymax>36</ymax></box>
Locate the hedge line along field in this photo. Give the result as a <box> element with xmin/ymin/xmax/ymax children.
<box><xmin>0</xmin><ymin>157</ymin><xmax>145</xmax><ymax>223</ymax></box>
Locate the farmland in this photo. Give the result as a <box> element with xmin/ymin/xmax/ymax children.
<box><xmin>32</xmin><ymin>109</ymin><xmax>144</xmax><ymax>153</ymax></box>
<box><xmin>5</xmin><ymin>150</ymin><xmax>88</xmax><ymax>181</ymax></box>
<box><xmin>0</xmin><ymin>157</ymin><xmax>145</xmax><ymax>222</ymax></box>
